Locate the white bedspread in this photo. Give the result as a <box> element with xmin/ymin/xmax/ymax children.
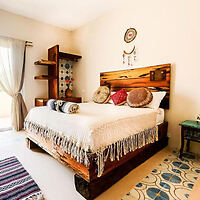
<box><xmin>25</xmin><ymin>102</ymin><xmax>159</xmax><ymax>152</ymax></box>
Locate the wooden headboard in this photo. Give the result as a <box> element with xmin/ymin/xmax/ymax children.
<box><xmin>100</xmin><ymin>63</ymin><xmax>171</xmax><ymax>109</ymax></box>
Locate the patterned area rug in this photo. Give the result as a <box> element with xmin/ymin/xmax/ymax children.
<box><xmin>122</xmin><ymin>151</ymin><xmax>200</xmax><ymax>200</ymax></box>
<box><xmin>0</xmin><ymin>157</ymin><xmax>43</xmax><ymax>200</ymax></box>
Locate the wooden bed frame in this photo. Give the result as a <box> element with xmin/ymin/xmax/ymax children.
<box><xmin>26</xmin><ymin>63</ymin><xmax>171</xmax><ymax>200</ymax></box>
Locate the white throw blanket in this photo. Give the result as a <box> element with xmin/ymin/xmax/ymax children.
<box><xmin>25</xmin><ymin>102</ymin><xmax>158</xmax><ymax>177</ymax></box>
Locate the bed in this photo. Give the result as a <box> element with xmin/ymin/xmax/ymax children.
<box><xmin>25</xmin><ymin>63</ymin><xmax>171</xmax><ymax>200</ymax></box>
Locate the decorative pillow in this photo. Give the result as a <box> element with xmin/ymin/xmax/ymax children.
<box><xmin>127</xmin><ymin>88</ymin><xmax>153</xmax><ymax>108</ymax></box>
<box><xmin>93</xmin><ymin>86</ymin><xmax>110</xmax><ymax>104</ymax></box>
<box><xmin>111</xmin><ymin>89</ymin><xmax>128</xmax><ymax>105</ymax></box>
<box><xmin>146</xmin><ymin>91</ymin><xmax>166</xmax><ymax>109</ymax></box>
<box><xmin>62</xmin><ymin>102</ymin><xmax>79</xmax><ymax>114</ymax></box>
<box><xmin>55</xmin><ymin>100</ymin><xmax>79</xmax><ymax>114</ymax></box>
<box><xmin>47</xmin><ymin>99</ymin><xmax>56</xmax><ymax>110</ymax></box>
<box><xmin>108</xmin><ymin>92</ymin><xmax>115</xmax><ymax>104</ymax></box>
<box><xmin>47</xmin><ymin>99</ymin><xmax>79</xmax><ymax>114</ymax></box>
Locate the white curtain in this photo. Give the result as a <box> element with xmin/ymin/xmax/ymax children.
<box><xmin>0</xmin><ymin>36</ymin><xmax>27</xmax><ymax>131</ymax></box>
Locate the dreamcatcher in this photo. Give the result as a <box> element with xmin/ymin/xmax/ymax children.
<box><xmin>123</xmin><ymin>28</ymin><xmax>137</xmax><ymax>67</ymax></box>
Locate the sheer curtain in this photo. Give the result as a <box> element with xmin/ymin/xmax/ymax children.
<box><xmin>0</xmin><ymin>36</ymin><xmax>27</xmax><ymax>131</ymax></box>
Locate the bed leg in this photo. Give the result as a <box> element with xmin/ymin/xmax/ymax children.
<box><xmin>26</xmin><ymin>138</ymin><xmax>39</xmax><ymax>150</ymax></box>
<box><xmin>75</xmin><ymin>167</ymin><xmax>129</xmax><ymax>200</ymax></box>
<box><xmin>75</xmin><ymin>174</ymin><xmax>104</xmax><ymax>200</ymax></box>
<box><xmin>74</xmin><ymin>174</ymin><xmax>93</xmax><ymax>200</ymax></box>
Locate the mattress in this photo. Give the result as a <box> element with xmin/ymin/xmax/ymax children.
<box><xmin>25</xmin><ymin>102</ymin><xmax>161</xmax><ymax>150</ymax></box>
<box><xmin>156</xmin><ymin>108</ymin><xmax>165</xmax><ymax>125</ymax></box>
<box><xmin>25</xmin><ymin>102</ymin><xmax>161</xmax><ymax>176</ymax></box>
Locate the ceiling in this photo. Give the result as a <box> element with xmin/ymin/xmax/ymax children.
<box><xmin>0</xmin><ymin>0</ymin><xmax>126</xmax><ymax>30</ymax></box>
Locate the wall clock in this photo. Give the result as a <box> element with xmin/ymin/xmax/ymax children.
<box><xmin>124</xmin><ymin>28</ymin><xmax>137</xmax><ymax>43</ymax></box>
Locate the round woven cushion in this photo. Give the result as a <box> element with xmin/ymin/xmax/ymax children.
<box><xmin>127</xmin><ymin>88</ymin><xmax>153</xmax><ymax>108</ymax></box>
<box><xmin>93</xmin><ymin>86</ymin><xmax>110</xmax><ymax>104</ymax></box>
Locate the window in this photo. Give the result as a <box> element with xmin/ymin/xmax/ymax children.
<box><xmin>0</xmin><ymin>46</ymin><xmax>12</xmax><ymax>122</ymax></box>
<box><xmin>0</xmin><ymin>46</ymin><xmax>12</xmax><ymax>83</ymax></box>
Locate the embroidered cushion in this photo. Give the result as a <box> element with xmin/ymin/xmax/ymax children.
<box><xmin>127</xmin><ymin>88</ymin><xmax>153</xmax><ymax>108</ymax></box>
<box><xmin>93</xmin><ymin>86</ymin><xmax>110</xmax><ymax>104</ymax></box>
<box><xmin>111</xmin><ymin>89</ymin><xmax>128</xmax><ymax>105</ymax></box>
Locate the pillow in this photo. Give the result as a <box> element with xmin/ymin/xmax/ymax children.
<box><xmin>108</xmin><ymin>92</ymin><xmax>115</xmax><ymax>104</ymax></box>
<box><xmin>55</xmin><ymin>100</ymin><xmax>79</xmax><ymax>114</ymax></box>
<box><xmin>146</xmin><ymin>91</ymin><xmax>166</xmax><ymax>109</ymax></box>
<box><xmin>127</xmin><ymin>88</ymin><xmax>153</xmax><ymax>108</ymax></box>
<box><xmin>111</xmin><ymin>89</ymin><xmax>128</xmax><ymax>105</ymax></box>
<box><xmin>47</xmin><ymin>99</ymin><xmax>79</xmax><ymax>114</ymax></box>
<box><xmin>93</xmin><ymin>86</ymin><xmax>110</xmax><ymax>104</ymax></box>
<box><xmin>47</xmin><ymin>99</ymin><xmax>56</xmax><ymax>110</ymax></box>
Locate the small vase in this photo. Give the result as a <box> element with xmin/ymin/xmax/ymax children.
<box><xmin>65</xmin><ymin>88</ymin><xmax>72</xmax><ymax>97</ymax></box>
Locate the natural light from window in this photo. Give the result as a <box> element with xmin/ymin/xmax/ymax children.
<box><xmin>0</xmin><ymin>46</ymin><xmax>12</xmax><ymax>130</ymax></box>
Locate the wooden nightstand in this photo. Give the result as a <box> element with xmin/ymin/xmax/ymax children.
<box><xmin>179</xmin><ymin>120</ymin><xmax>200</xmax><ymax>158</ymax></box>
<box><xmin>35</xmin><ymin>97</ymin><xmax>82</xmax><ymax>106</ymax></box>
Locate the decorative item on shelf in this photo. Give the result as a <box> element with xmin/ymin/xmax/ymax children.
<box><xmin>59</xmin><ymin>59</ymin><xmax>74</xmax><ymax>98</ymax></box>
<box><xmin>65</xmin><ymin>88</ymin><xmax>72</xmax><ymax>97</ymax></box>
<box><xmin>197</xmin><ymin>114</ymin><xmax>200</xmax><ymax>125</ymax></box>
<box><xmin>123</xmin><ymin>28</ymin><xmax>137</xmax><ymax>67</ymax></box>
<box><xmin>34</xmin><ymin>59</ymin><xmax>56</xmax><ymax>65</ymax></box>
<box><xmin>65</xmin><ymin>78</ymin><xmax>74</xmax><ymax>97</ymax></box>
<box><xmin>65</xmin><ymin>87</ymin><xmax>72</xmax><ymax>97</ymax></box>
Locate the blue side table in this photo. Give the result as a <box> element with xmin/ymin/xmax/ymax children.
<box><xmin>179</xmin><ymin>120</ymin><xmax>200</xmax><ymax>158</ymax></box>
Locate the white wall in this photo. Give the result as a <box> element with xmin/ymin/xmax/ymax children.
<box><xmin>72</xmin><ymin>0</ymin><xmax>200</xmax><ymax>151</ymax></box>
<box><xmin>0</xmin><ymin>9</ymin><xmax>73</xmax><ymax>111</ymax></box>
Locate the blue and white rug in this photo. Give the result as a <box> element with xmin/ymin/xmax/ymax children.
<box><xmin>121</xmin><ymin>151</ymin><xmax>200</xmax><ymax>200</ymax></box>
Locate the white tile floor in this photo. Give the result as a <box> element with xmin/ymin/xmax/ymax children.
<box><xmin>0</xmin><ymin>131</ymin><xmax>85</xmax><ymax>200</ymax></box>
<box><xmin>1</xmin><ymin>131</ymin><xmax>198</xmax><ymax>200</ymax></box>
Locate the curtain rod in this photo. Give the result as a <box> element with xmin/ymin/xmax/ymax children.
<box><xmin>0</xmin><ymin>35</ymin><xmax>33</xmax><ymax>47</ymax></box>
<box><xmin>25</xmin><ymin>41</ymin><xmax>33</xmax><ymax>47</ymax></box>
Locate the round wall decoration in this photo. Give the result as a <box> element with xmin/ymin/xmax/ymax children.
<box><xmin>124</xmin><ymin>28</ymin><xmax>137</xmax><ymax>43</ymax></box>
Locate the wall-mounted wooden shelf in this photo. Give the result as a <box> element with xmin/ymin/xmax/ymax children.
<box><xmin>59</xmin><ymin>52</ymin><xmax>82</xmax><ymax>61</ymax></box>
<box><xmin>34</xmin><ymin>45</ymin><xmax>82</xmax><ymax>101</ymax></box>
<box><xmin>34</xmin><ymin>60</ymin><xmax>56</xmax><ymax>66</ymax></box>
<box><xmin>34</xmin><ymin>75</ymin><xmax>57</xmax><ymax>80</ymax></box>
